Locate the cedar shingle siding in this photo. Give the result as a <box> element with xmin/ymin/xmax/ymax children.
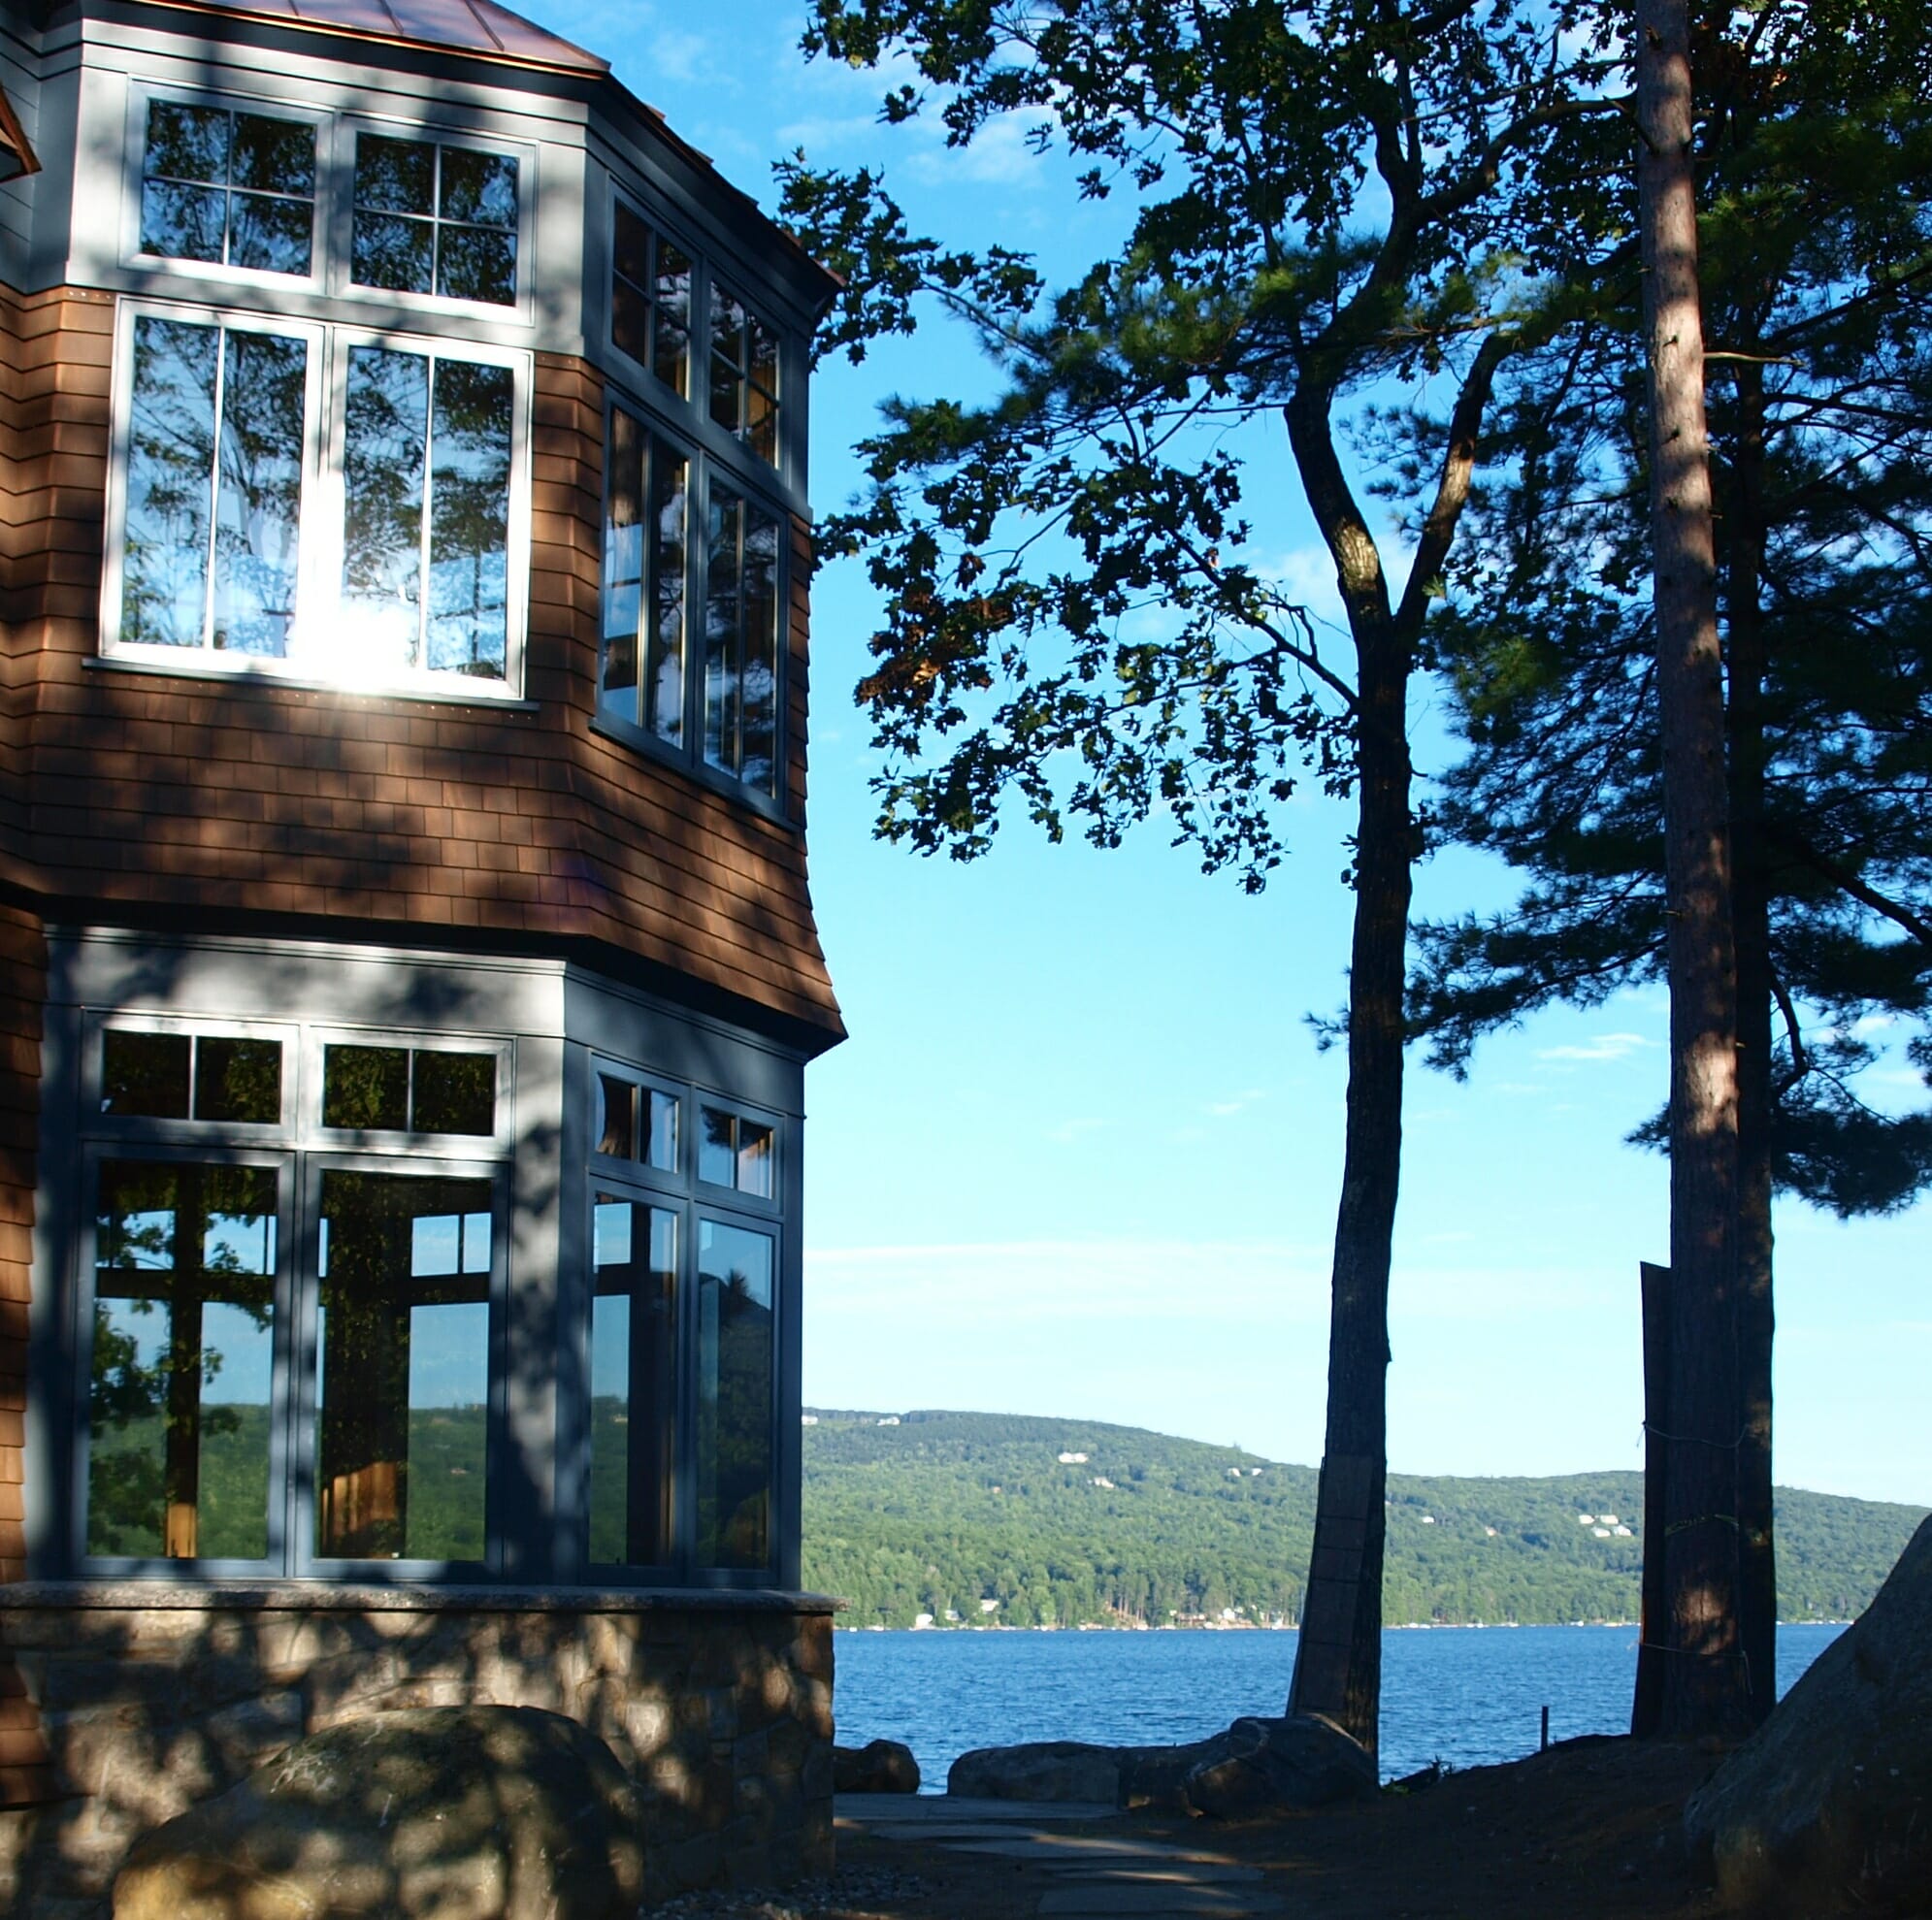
<box><xmin>0</xmin><ymin>282</ymin><xmax>843</xmax><ymax>1048</ymax></box>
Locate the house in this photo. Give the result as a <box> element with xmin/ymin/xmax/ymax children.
<box><xmin>0</xmin><ymin>0</ymin><xmax>844</xmax><ymax>1904</ymax></box>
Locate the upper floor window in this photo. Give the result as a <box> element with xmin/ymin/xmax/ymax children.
<box><xmin>107</xmin><ymin>302</ymin><xmax>526</xmax><ymax>695</ymax></box>
<box><xmin>612</xmin><ymin>203</ymin><xmax>691</xmax><ymax>395</ymax></box>
<box><xmin>707</xmin><ymin>283</ymin><xmax>779</xmax><ymax>467</ymax></box>
<box><xmin>600</xmin><ymin>402</ymin><xmax>781</xmax><ymax>797</ymax></box>
<box><xmin>140</xmin><ymin>103</ymin><xmax>315</xmax><ymax>277</ymax></box>
<box><xmin>352</xmin><ymin>135</ymin><xmax>519</xmax><ymax>307</ymax></box>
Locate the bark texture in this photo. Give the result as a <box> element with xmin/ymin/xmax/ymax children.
<box><xmin>1635</xmin><ymin>0</ymin><xmax>1751</xmax><ymax>1740</ymax></box>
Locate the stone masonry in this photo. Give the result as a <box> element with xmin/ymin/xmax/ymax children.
<box><xmin>0</xmin><ymin>1582</ymin><xmax>837</xmax><ymax>1915</ymax></box>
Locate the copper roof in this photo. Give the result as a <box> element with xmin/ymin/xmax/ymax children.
<box><xmin>154</xmin><ymin>0</ymin><xmax>607</xmax><ymax>73</ymax></box>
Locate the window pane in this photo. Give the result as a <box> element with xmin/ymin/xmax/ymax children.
<box><xmin>212</xmin><ymin>328</ymin><xmax>306</xmax><ymax>657</ymax></box>
<box><xmin>343</xmin><ymin>345</ymin><xmax>428</xmax><ymax>670</ymax></box>
<box><xmin>88</xmin><ymin>1161</ymin><xmax>277</xmax><ymax>1563</ymax></box>
<box><xmin>648</xmin><ymin>447</ymin><xmax>687</xmax><ymax>744</ymax></box>
<box><xmin>655</xmin><ymin>243</ymin><xmax>691</xmax><ymax>395</ymax></box>
<box><xmin>741</xmin><ymin>505</ymin><xmax>779</xmax><ymax>793</ymax></box>
<box><xmin>425</xmin><ymin>359</ymin><xmax>512</xmax><ymax>678</ymax></box>
<box><xmin>146</xmin><ymin>102</ymin><xmax>230</xmax><ymax>183</ymax></box>
<box><xmin>613</xmin><ymin>203</ymin><xmax>650</xmax><ymax>291</ymax></box>
<box><xmin>355</xmin><ymin>134</ymin><xmax>435</xmax><ymax>214</ymax></box>
<box><xmin>231</xmin><ymin>113</ymin><xmax>314</xmax><ymax>195</ymax></box>
<box><xmin>695</xmin><ymin>1219</ymin><xmax>773</xmax><ymax>1569</ymax></box>
<box><xmin>601</xmin><ymin>407</ymin><xmax>643</xmax><ymax>722</ymax></box>
<box><xmin>596</xmin><ymin>1075</ymin><xmax>636</xmax><ymax>1159</ymax></box>
<box><xmin>647</xmin><ymin>1090</ymin><xmax>678</xmax><ymax>1173</ymax></box>
<box><xmin>440</xmin><ymin>147</ymin><xmax>518</xmax><ymax>227</ymax></box>
<box><xmin>141</xmin><ymin>179</ymin><xmax>226</xmax><ymax>263</ymax></box>
<box><xmin>708</xmin><ymin>284</ymin><xmax>746</xmax><ymax>435</ymax></box>
<box><xmin>229</xmin><ymin>191</ymin><xmax>311</xmax><ymax>277</ymax></box>
<box><xmin>123</xmin><ymin>315</ymin><xmax>217</xmax><ymax>648</ymax></box>
<box><xmin>704</xmin><ymin>490</ymin><xmax>740</xmax><ymax>772</ymax></box>
<box><xmin>698</xmin><ymin>1107</ymin><xmax>735</xmax><ymax>1187</ymax></box>
<box><xmin>102</xmin><ymin>1030</ymin><xmax>190</xmax><ymax>1118</ymax></box>
<box><xmin>352</xmin><ymin>210</ymin><xmax>435</xmax><ymax>294</ymax></box>
<box><xmin>315</xmin><ymin>1174</ymin><xmax>491</xmax><ymax>1562</ymax></box>
<box><xmin>748</xmin><ymin>320</ymin><xmax>780</xmax><ymax>465</ymax></box>
<box><xmin>438</xmin><ymin>226</ymin><xmax>516</xmax><ymax>306</ymax></box>
<box><xmin>410</xmin><ymin>1050</ymin><xmax>496</xmax><ymax>1136</ymax></box>
<box><xmin>589</xmin><ymin>1199</ymin><xmax>675</xmax><ymax>1566</ymax></box>
<box><xmin>322</xmin><ymin>1044</ymin><xmax>409</xmax><ymax>1130</ymax></box>
<box><xmin>193</xmin><ymin>1037</ymin><xmax>281</xmax><ymax>1124</ymax></box>
<box><xmin>737</xmin><ymin>1121</ymin><xmax>773</xmax><ymax>1199</ymax></box>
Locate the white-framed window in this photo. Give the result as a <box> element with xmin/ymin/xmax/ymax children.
<box><xmin>102</xmin><ymin>298</ymin><xmax>532</xmax><ymax>696</ymax></box>
<box><xmin>344</xmin><ymin>126</ymin><xmax>525</xmax><ymax>311</ymax></box>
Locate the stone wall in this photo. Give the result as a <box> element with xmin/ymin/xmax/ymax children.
<box><xmin>0</xmin><ymin>1582</ymin><xmax>837</xmax><ymax>1916</ymax></box>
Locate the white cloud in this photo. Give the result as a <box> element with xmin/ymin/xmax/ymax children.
<box><xmin>1046</xmin><ymin>1116</ymin><xmax>1109</xmax><ymax>1144</ymax></box>
<box><xmin>1536</xmin><ymin>1031</ymin><xmax>1658</xmax><ymax>1064</ymax></box>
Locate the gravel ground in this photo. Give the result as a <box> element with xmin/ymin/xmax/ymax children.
<box><xmin>644</xmin><ymin>1866</ymin><xmax>930</xmax><ymax>1919</ymax></box>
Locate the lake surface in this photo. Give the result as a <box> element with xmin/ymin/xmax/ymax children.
<box><xmin>833</xmin><ymin>1623</ymin><xmax>1846</xmax><ymax>1787</ymax></box>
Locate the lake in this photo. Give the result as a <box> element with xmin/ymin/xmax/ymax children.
<box><xmin>832</xmin><ymin>1623</ymin><xmax>1846</xmax><ymax>1787</ymax></box>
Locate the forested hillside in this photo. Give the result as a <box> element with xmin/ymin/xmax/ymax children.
<box><xmin>801</xmin><ymin>1410</ymin><xmax>1924</xmax><ymax>1630</ymax></box>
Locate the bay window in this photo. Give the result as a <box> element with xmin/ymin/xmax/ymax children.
<box><xmin>106</xmin><ymin>303</ymin><xmax>528</xmax><ymax>692</ymax></box>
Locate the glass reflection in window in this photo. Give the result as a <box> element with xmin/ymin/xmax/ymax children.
<box><xmin>103</xmin><ymin>1030</ymin><xmax>281</xmax><ymax>1124</ymax></box>
<box><xmin>612</xmin><ymin>204</ymin><xmax>691</xmax><ymax>395</ymax></box>
<box><xmin>323</xmin><ymin>1046</ymin><xmax>496</xmax><ymax>1136</ymax></box>
<box><xmin>695</xmin><ymin>1219</ymin><xmax>773</xmax><ymax>1570</ymax></box>
<box><xmin>142</xmin><ymin>102</ymin><xmax>314</xmax><ymax>276</ymax></box>
<box><xmin>601</xmin><ymin>406</ymin><xmax>687</xmax><ymax>741</ymax></box>
<box><xmin>703</xmin><ymin>490</ymin><xmax>779</xmax><ymax>794</ymax></box>
<box><xmin>707</xmin><ymin>284</ymin><xmax>779</xmax><ymax>465</ymax></box>
<box><xmin>87</xmin><ymin>1161</ymin><xmax>278</xmax><ymax>1561</ymax></box>
<box><xmin>589</xmin><ymin>1197</ymin><xmax>676</xmax><ymax>1566</ymax></box>
<box><xmin>313</xmin><ymin>1172</ymin><xmax>491</xmax><ymax>1562</ymax></box>
<box><xmin>699</xmin><ymin>1107</ymin><xmax>772</xmax><ymax>1198</ymax></box>
<box><xmin>121</xmin><ymin>315</ymin><xmax>307</xmax><ymax>656</ymax></box>
<box><xmin>342</xmin><ymin>346</ymin><xmax>511</xmax><ymax>679</ymax></box>
<box><xmin>352</xmin><ymin>135</ymin><xmax>518</xmax><ymax>306</ymax></box>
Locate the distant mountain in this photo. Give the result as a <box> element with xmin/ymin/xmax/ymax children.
<box><xmin>801</xmin><ymin>1408</ymin><xmax>1926</xmax><ymax>1629</ymax></box>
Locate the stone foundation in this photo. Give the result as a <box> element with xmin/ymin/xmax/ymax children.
<box><xmin>0</xmin><ymin>1582</ymin><xmax>837</xmax><ymax>1914</ymax></box>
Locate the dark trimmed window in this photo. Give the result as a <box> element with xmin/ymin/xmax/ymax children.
<box><xmin>612</xmin><ymin>204</ymin><xmax>692</xmax><ymax>395</ymax></box>
<box><xmin>707</xmin><ymin>283</ymin><xmax>779</xmax><ymax>466</ymax></box>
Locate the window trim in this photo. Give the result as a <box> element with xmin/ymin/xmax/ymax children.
<box><xmin>101</xmin><ymin>297</ymin><xmax>535</xmax><ymax>703</ymax></box>
<box><xmin>307</xmin><ymin>1028</ymin><xmax>517</xmax><ymax>1155</ymax></box>
<box><xmin>333</xmin><ymin>117</ymin><xmax>538</xmax><ymax>325</ymax></box>
<box><xmin>593</xmin><ymin>387</ymin><xmax>792</xmax><ymax>818</ymax></box>
<box><xmin>120</xmin><ymin>83</ymin><xmax>327</xmax><ymax>293</ymax></box>
<box><xmin>87</xmin><ymin>1013</ymin><xmax>301</xmax><ymax>1142</ymax></box>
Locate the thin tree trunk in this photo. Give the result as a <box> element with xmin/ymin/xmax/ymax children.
<box><xmin>1635</xmin><ymin>0</ymin><xmax>1751</xmax><ymax>1740</ymax></box>
<box><xmin>1725</xmin><ymin>357</ymin><xmax>1777</xmax><ymax>1727</ymax></box>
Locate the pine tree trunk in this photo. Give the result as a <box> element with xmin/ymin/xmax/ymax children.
<box><xmin>1635</xmin><ymin>0</ymin><xmax>1751</xmax><ymax>1740</ymax></box>
<box><xmin>1725</xmin><ymin>359</ymin><xmax>1777</xmax><ymax>1727</ymax></box>
<box><xmin>1287</xmin><ymin>619</ymin><xmax>1411</xmax><ymax>1757</ymax></box>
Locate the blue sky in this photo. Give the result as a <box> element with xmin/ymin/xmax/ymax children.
<box><xmin>520</xmin><ymin>0</ymin><xmax>1930</xmax><ymax>1505</ymax></box>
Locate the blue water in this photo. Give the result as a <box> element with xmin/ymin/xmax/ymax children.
<box><xmin>833</xmin><ymin>1623</ymin><xmax>1846</xmax><ymax>1787</ymax></box>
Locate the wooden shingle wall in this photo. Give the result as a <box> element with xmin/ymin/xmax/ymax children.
<box><xmin>0</xmin><ymin>282</ymin><xmax>843</xmax><ymax>1046</ymax></box>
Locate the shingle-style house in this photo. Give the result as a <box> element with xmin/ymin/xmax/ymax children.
<box><xmin>0</xmin><ymin>0</ymin><xmax>846</xmax><ymax>1904</ymax></box>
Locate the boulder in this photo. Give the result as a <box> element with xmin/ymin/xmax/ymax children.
<box><xmin>113</xmin><ymin>1706</ymin><xmax>644</xmax><ymax>1920</ymax></box>
<box><xmin>1182</xmin><ymin>1714</ymin><xmax>1378</xmax><ymax>1818</ymax></box>
<box><xmin>834</xmin><ymin>1738</ymin><xmax>921</xmax><ymax>1794</ymax></box>
<box><xmin>948</xmin><ymin>1740</ymin><xmax>1125</xmax><ymax>1804</ymax></box>
<box><xmin>1684</xmin><ymin>1513</ymin><xmax>1932</xmax><ymax>1915</ymax></box>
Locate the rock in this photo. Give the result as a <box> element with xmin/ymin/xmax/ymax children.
<box><xmin>834</xmin><ymin>1738</ymin><xmax>921</xmax><ymax>1794</ymax></box>
<box><xmin>1182</xmin><ymin>1714</ymin><xmax>1378</xmax><ymax>1818</ymax></box>
<box><xmin>1684</xmin><ymin>1513</ymin><xmax>1932</xmax><ymax>1915</ymax></box>
<box><xmin>113</xmin><ymin>1705</ymin><xmax>644</xmax><ymax>1920</ymax></box>
<box><xmin>947</xmin><ymin>1740</ymin><xmax>1125</xmax><ymax>1804</ymax></box>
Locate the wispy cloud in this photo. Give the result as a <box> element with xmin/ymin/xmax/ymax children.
<box><xmin>1046</xmin><ymin>1116</ymin><xmax>1109</xmax><ymax>1144</ymax></box>
<box><xmin>1205</xmin><ymin>1089</ymin><xmax>1265</xmax><ymax>1118</ymax></box>
<box><xmin>1537</xmin><ymin>1031</ymin><xmax>1658</xmax><ymax>1064</ymax></box>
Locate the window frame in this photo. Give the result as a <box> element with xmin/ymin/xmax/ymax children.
<box><xmin>307</xmin><ymin>1028</ymin><xmax>517</xmax><ymax>1155</ymax></box>
<box><xmin>592</xmin><ymin>387</ymin><xmax>792</xmax><ymax>817</ymax></box>
<box><xmin>120</xmin><ymin>83</ymin><xmax>327</xmax><ymax>293</ymax></box>
<box><xmin>292</xmin><ymin>1147</ymin><xmax>510</xmax><ymax>1581</ymax></box>
<box><xmin>72</xmin><ymin>1139</ymin><xmax>300</xmax><ymax>1579</ymax></box>
<box><xmin>332</xmin><ymin>117</ymin><xmax>538</xmax><ymax>324</ymax></box>
<box><xmin>87</xmin><ymin>1013</ymin><xmax>301</xmax><ymax>1142</ymax></box>
<box><xmin>100</xmin><ymin>297</ymin><xmax>535</xmax><ymax>702</ymax></box>
<box><xmin>575</xmin><ymin>1063</ymin><xmax>786</xmax><ymax>1586</ymax></box>
<box><xmin>606</xmin><ymin>189</ymin><xmax>697</xmax><ymax>407</ymax></box>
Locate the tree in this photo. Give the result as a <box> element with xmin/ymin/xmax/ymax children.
<box><xmin>1410</xmin><ymin>0</ymin><xmax>1932</xmax><ymax>1729</ymax></box>
<box><xmin>779</xmin><ymin>0</ymin><xmax>1624</xmax><ymax>1751</ymax></box>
